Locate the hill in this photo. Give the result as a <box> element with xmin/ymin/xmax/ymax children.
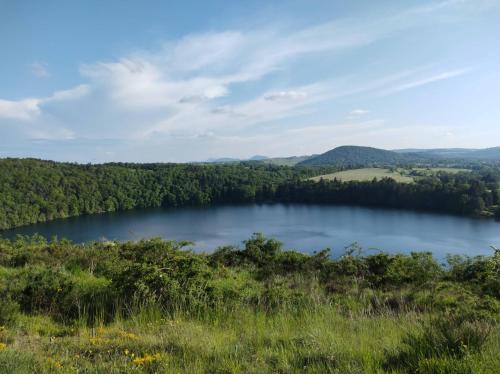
<box><xmin>395</xmin><ymin>147</ymin><xmax>500</xmax><ymax>161</ymax></box>
<box><xmin>262</xmin><ymin>155</ymin><xmax>313</xmax><ymax>166</ymax></box>
<box><xmin>206</xmin><ymin>155</ymin><xmax>269</xmax><ymax>163</ymax></box>
<box><xmin>298</xmin><ymin>146</ymin><xmax>408</xmax><ymax>167</ymax></box>
<box><xmin>466</xmin><ymin>147</ymin><xmax>500</xmax><ymax>160</ymax></box>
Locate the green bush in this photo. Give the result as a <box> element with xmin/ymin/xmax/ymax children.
<box><xmin>0</xmin><ymin>297</ymin><xmax>20</xmax><ymax>326</ymax></box>
<box><xmin>19</xmin><ymin>266</ymin><xmax>73</xmax><ymax>319</ymax></box>
<box><xmin>384</xmin><ymin>314</ymin><xmax>492</xmax><ymax>372</ymax></box>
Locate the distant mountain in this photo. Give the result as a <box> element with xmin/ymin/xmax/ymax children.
<box><xmin>395</xmin><ymin>147</ymin><xmax>500</xmax><ymax>161</ymax></box>
<box><xmin>206</xmin><ymin>146</ymin><xmax>500</xmax><ymax>166</ymax></box>
<box><xmin>248</xmin><ymin>155</ymin><xmax>269</xmax><ymax>161</ymax></box>
<box><xmin>461</xmin><ymin>147</ymin><xmax>500</xmax><ymax>160</ymax></box>
<box><xmin>206</xmin><ymin>155</ymin><xmax>269</xmax><ymax>163</ymax></box>
<box><xmin>262</xmin><ymin>155</ymin><xmax>314</xmax><ymax>166</ymax></box>
<box><xmin>206</xmin><ymin>157</ymin><xmax>240</xmax><ymax>163</ymax></box>
<box><xmin>298</xmin><ymin>146</ymin><xmax>407</xmax><ymax>167</ymax></box>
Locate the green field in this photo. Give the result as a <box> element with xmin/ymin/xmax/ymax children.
<box><xmin>310</xmin><ymin>168</ymin><xmax>415</xmax><ymax>183</ymax></box>
<box><xmin>310</xmin><ymin>167</ymin><xmax>471</xmax><ymax>183</ymax></box>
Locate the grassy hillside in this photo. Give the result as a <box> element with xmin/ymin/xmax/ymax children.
<box><xmin>309</xmin><ymin>168</ymin><xmax>415</xmax><ymax>183</ymax></box>
<box><xmin>0</xmin><ymin>235</ymin><xmax>498</xmax><ymax>373</ymax></box>
<box><xmin>309</xmin><ymin>167</ymin><xmax>471</xmax><ymax>183</ymax></box>
<box><xmin>299</xmin><ymin>146</ymin><xmax>408</xmax><ymax>167</ymax></box>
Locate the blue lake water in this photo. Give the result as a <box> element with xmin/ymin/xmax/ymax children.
<box><xmin>2</xmin><ymin>204</ymin><xmax>500</xmax><ymax>259</ymax></box>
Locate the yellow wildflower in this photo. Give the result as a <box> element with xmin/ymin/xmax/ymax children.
<box><xmin>132</xmin><ymin>353</ymin><xmax>161</xmax><ymax>365</ymax></box>
<box><xmin>0</xmin><ymin>343</ymin><xmax>7</xmax><ymax>351</ymax></box>
<box><xmin>119</xmin><ymin>331</ymin><xmax>139</xmax><ymax>340</ymax></box>
<box><xmin>46</xmin><ymin>357</ymin><xmax>63</xmax><ymax>369</ymax></box>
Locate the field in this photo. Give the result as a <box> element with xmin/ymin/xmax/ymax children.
<box><xmin>309</xmin><ymin>167</ymin><xmax>470</xmax><ymax>183</ymax></box>
<box><xmin>309</xmin><ymin>168</ymin><xmax>415</xmax><ymax>183</ymax></box>
<box><xmin>2</xmin><ymin>307</ymin><xmax>499</xmax><ymax>373</ymax></box>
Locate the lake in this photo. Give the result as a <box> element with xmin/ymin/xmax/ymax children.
<box><xmin>2</xmin><ymin>204</ymin><xmax>500</xmax><ymax>259</ymax></box>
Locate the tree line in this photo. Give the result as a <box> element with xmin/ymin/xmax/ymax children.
<box><xmin>0</xmin><ymin>158</ymin><xmax>499</xmax><ymax>230</ymax></box>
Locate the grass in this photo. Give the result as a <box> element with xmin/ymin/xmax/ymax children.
<box><xmin>309</xmin><ymin>168</ymin><xmax>415</xmax><ymax>183</ymax></box>
<box><xmin>0</xmin><ymin>236</ymin><xmax>498</xmax><ymax>373</ymax></box>
<box><xmin>310</xmin><ymin>167</ymin><xmax>471</xmax><ymax>183</ymax></box>
<box><xmin>1</xmin><ymin>308</ymin><xmax>498</xmax><ymax>373</ymax></box>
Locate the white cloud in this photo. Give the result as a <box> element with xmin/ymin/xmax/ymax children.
<box><xmin>29</xmin><ymin>62</ymin><xmax>50</xmax><ymax>78</ymax></box>
<box><xmin>347</xmin><ymin>109</ymin><xmax>370</xmax><ymax>119</ymax></box>
<box><xmin>0</xmin><ymin>98</ymin><xmax>41</xmax><ymax>121</ymax></box>
<box><xmin>264</xmin><ymin>91</ymin><xmax>308</xmax><ymax>101</ymax></box>
<box><xmin>47</xmin><ymin>84</ymin><xmax>91</xmax><ymax>102</ymax></box>
<box><xmin>381</xmin><ymin>68</ymin><xmax>472</xmax><ymax>95</ymax></box>
<box><xmin>0</xmin><ymin>0</ymin><xmax>493</xmax><ymax>161</ymax></box>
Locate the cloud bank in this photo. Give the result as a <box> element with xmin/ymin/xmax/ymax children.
<box><xmin>0</xmin><ymin>0</ymin><xmax>495</xmax><ymax>162</ymax></box>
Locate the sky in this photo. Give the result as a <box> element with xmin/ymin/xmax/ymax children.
<box><xmin>1</xmin><ymin>0</ymin><xmax>500</xmax><ymax>163</ymax></box>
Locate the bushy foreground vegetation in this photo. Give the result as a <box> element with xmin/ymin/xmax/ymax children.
<box><xmin>1</xmin><ymin>158</ymin><xmax>500</xmax><ymax>230</ymax></box>
<box><xmin>0</xmin><ymin>234</ymin><xmax>498</xmax><ymax>373</ymax></box>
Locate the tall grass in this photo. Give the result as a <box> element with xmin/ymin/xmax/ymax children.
<box><xmin>0</xmin><ymin>235</ymin><xmax>498</xmax><ymax>372</ymax></box>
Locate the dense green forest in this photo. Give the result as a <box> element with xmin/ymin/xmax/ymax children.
<box><xmin>0</xmin><ymin>235</ymin><xmax>498</xmax><ymax>372</ymax></box>
<box><xmin>276</xmin><ymin>171</ymin><xmax>500</xmax><ymax>216</ymax></box>
<box><xmin>0</xmin><ymin>159</ymin><xmax>325</xmax><ymax>230</ymax></box>
<box><xmin>1</xmin><ymin>158</ymin><xmax>500</xmax><ymax>230</ymax></box>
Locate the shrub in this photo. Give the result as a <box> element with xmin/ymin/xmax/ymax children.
<box><xmin>384</xmin><ymin>314</ymin><xmax>492</xmax><ymax>372</ymax></box>
<box><xmin>19</xmin><ymin>266</ymin><xmax>74</xmax><ymax>319</ymax></box>
<box><xmin>0</xmin><ymin>297</ymin><xmax>20</xmax><ymax>326</ymax></box>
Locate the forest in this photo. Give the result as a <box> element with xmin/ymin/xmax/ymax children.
<box><xmin>0</xmin><ymin>234</ymin><xmax>498</xmax><ymax>372</ymax></box>
<box><xmin>1</xmin><ymin>158</ymin><xmax>500</xmax><ymax>230</ymax></box>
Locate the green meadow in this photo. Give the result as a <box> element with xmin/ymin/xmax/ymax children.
<box><xmin>309</xmin><ymin>167</ymin><xmax>471</xmax><ymax>184</ymax></box>
<box><xmin>309</xmin><ymin>168</ymin><xmax>415</xmax><ymax>183</ymax></box>
<box><xmin>0</xmin><ymin>235</ymin><xmax>498</xmax><ymax>373</ymax></box>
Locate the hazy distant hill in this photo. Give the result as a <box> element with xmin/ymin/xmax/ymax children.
<box><xmin>206</xmin><ymin>157</ymin><xmax>241</xmax><ymax>163</ymax></box>
<box><xmin>206</xmin><ymin>146</ymin><xmax>500</xmax><ymax>166</ymax></box>
<box><xmin>395</xmin><ymin>147</ymin><xmax>500</xmax><ymax>161</ymax></box>
<box><xmin>249</xmin><ymin>155</ymin><xmax>269</xmax><ymax>161</ymax></box>
<box><xmin>262</xmin><ymin>155</ymin><xmax>314</xmax><ymax>166</ymax></box>
<box><xmin>206</xmin><ymin>155</ymin><xmax>269</xmax><ymax>163</ymax></box>
<box><xmin>459</xmin><ymin>147</ymin><xmax>500</xmax><ymax>160</ymax></box>
<box><xmin>298</xmin><ymin>146</ymin><xmax>407</xmax><ymax>167</ymax></box>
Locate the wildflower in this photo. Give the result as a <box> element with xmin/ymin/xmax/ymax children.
<box><xmin>119</xmin><ymin>331</ymin><xmax>139</xmax><ymax>340</ymax></box>
<box><xmin>124</xmin><ymin>349</ymin><xmax>129</xmax><ymax>355</ymax></box>
<box><xmin>46</xmin><ymin>357</ymin><xmax>63</xmax><ymax>369</ymax></box>
<box><xmin>0</xmin><ymin>343</ymin><xmax>7</xmax><ymax>351</ymax></box>
<box><xmin>132</xmin><ymin>353</ymin><xmax>161</xmax><ymax>365</ymax></box>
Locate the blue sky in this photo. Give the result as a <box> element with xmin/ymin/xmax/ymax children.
<box><xmin>1</xmin><ymin>0</ymin><xmax>500</xmax><ymax>162</ymax></box>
